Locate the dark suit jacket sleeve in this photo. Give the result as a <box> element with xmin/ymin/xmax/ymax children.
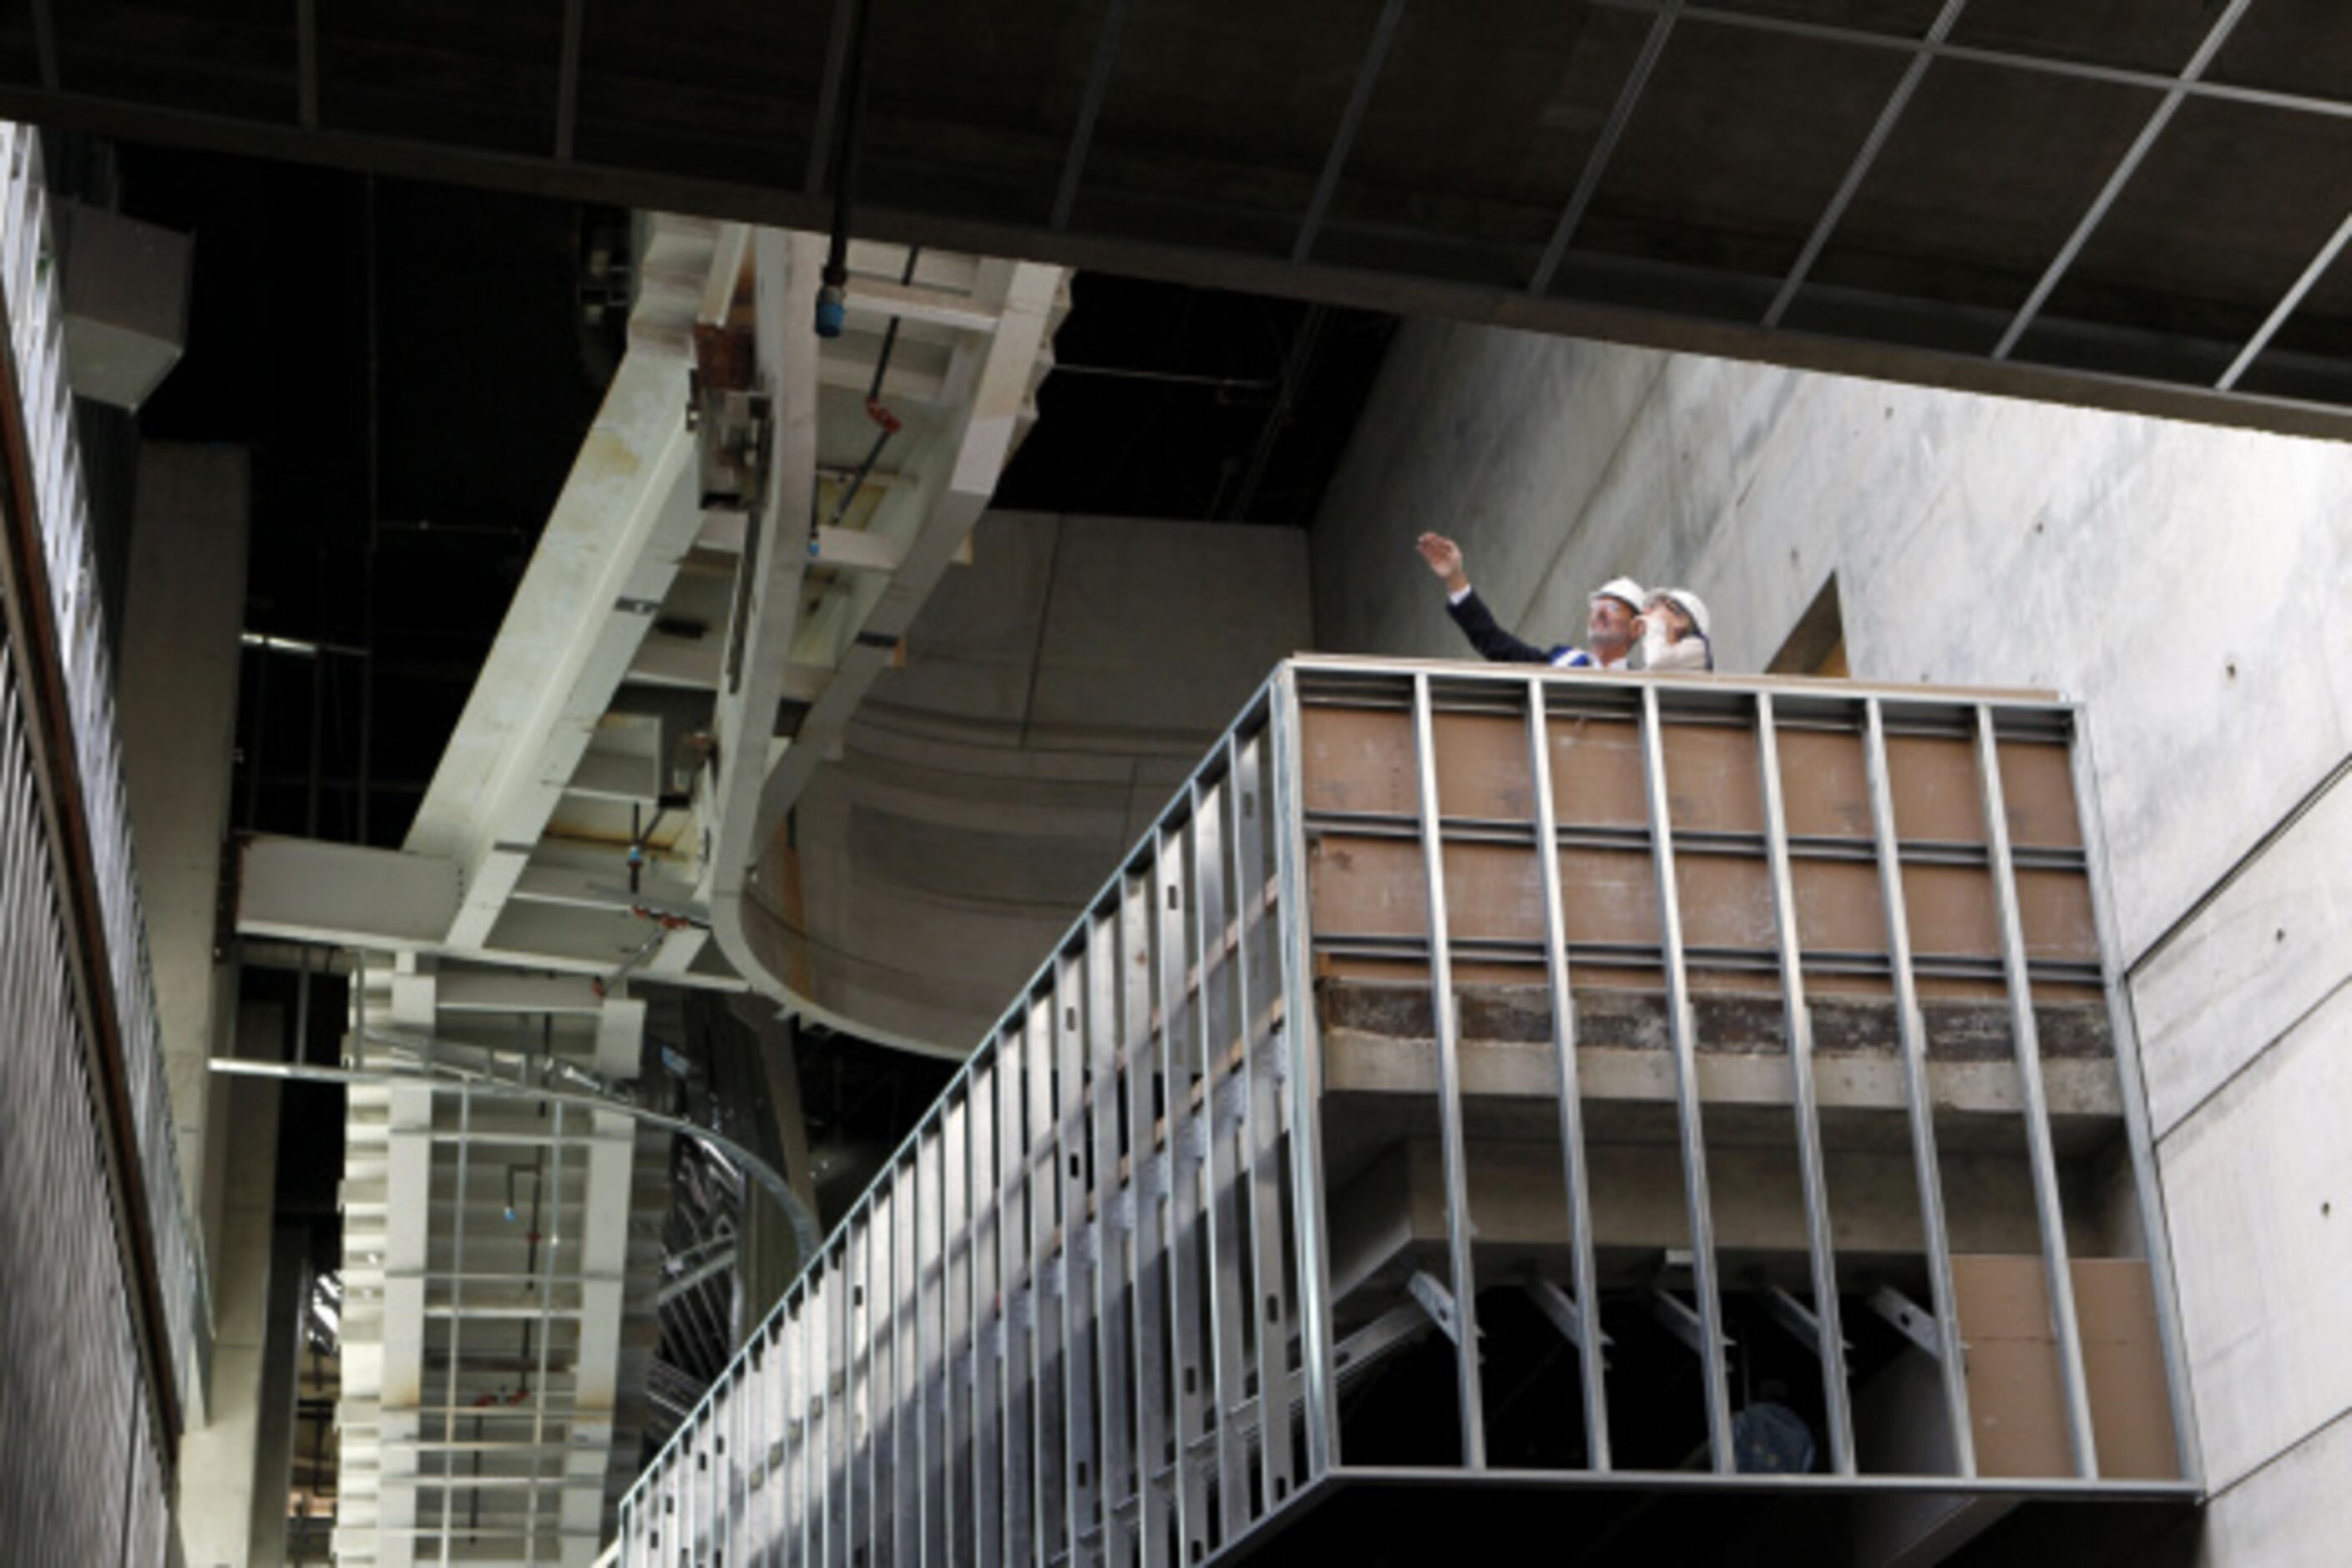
<box><xmin>1445</xmin><ymin>589</ymin><xmax>1553</xmax><ymax>664</ymax></box>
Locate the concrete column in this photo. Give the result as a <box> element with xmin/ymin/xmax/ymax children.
<box><xmin>246</xmin><ymin>1224</ymin><xmax>311</xmax><ymax>1567</ymax></box>
<box><xmin>174</xmin><ymin>1002</ymin><xmax>282</xmax><ymax>1568</ymax></box>
<box><xmin>115</xmin><ymin>442</ymin><xmax>249</xmax><ymax>1224</ymax></box>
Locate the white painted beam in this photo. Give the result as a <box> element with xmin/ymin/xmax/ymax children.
<box><xmin>625</xmin><ymin>630</ymin><xmax>836</xmax><ymax>703</ymax></box>
<box><xmin>404</xmin><ymin>215</ymin><xmax>727</xmax><ymax>954</ymax></box>
<box><xmin>703</xmin><ymin>227</ymin><xmax>822</xmax><ymax>929</ymax></box>
<box><xmin>239</xmin><ymin>837</ymin><xmax>460</xmax><ymax>949</ymax></box>
<box><xmin>840</xmin><ymin>275</ymin><xmax>1004</xmax><ymax>335</ymax></box>
<box><xmin>235</xmin><ymin>836</ymin><xmax>745</xmax><ymax>994</ymax></box>
<box><xmin>811</xmin><ymin>522</ymin><xmax>906</xmax><ymax>573</ymax></box>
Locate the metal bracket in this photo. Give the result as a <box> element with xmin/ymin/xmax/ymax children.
<box><xmin>1525</xmin><ymin>1275</ymin><xmax>1611</xmax><ymax>1356</ymax></box>
<box><xmin>1328</xmin><ymin>1299</ymin><xmax>1437</xmax><ymax>1383</ymax></box>
<box><xmin>1868</xmin><ymin>1284</ymin><xmax>1945</xmax><ymax>1360</ymax></box>
<box><xmin>1407</xmin><ymin>1270</ymin><xmax>1462</xmax><ymax>1344</ymax></box>
<box><xmin>1759</xmin><ymin>1285</ymin><xmax>1848</xmax><ymax>1361</ymax></box>
<box><xmin>1648</xmin><ymin>1288</ymin><xmax>1727</xmax><ymax>1359</ymax></box>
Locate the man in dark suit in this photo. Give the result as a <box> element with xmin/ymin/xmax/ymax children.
<box><xmin>1415</xmin><ymin>532</ymin><xmax>1643</xmax><ymax>670</ymax></box>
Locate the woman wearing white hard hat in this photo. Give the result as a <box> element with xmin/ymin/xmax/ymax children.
<box><xmin>1635</xmin><ymin>588</ymin><xmax>1713</xmax><ymax>672</ymax></box>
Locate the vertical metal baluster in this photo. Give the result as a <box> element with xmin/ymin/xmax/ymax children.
<box><xmin>946</xmin><ymin>1085</ymin><xmax>978</xmax><ymax>1568</ymax></box>
<box><xmin>844</xmin><ymin>1218</ymin><xmax>863</xmax><ymax>1568</ymax></box>
<box><xmin>874</xmin><ymin>1182</ymin><xmax>895</xmax><ymax>1568</ymax></box>
<box><xmin>1056</xmin><ymin>949</ymin><xmax>1098</xmax><ymax>1567</ymax></box>
<box><xmin>785</xmin><ymin>1290</ymin><xmax>804</xmax><ymax>1568</ymax></box>
<box><xmin>1121</xmin><ymin>865</ymin><xmax>1172</xmax><ymax>1568</ymax></box>
<box><xmin>1862</xmin><ymin>697</ymin><xmax>1977</xmax><ymax>1475</ymax></box>
<box><xmin>438</xmin><ymin>1083</ymin><xmax>473</xmax><ymax>1566</ymax></box>
<box><xmin>969</xmin><ymin>1067</ymin><xmax>997</xmax><ymax>1568</ymax></box>
<box><xmin>832</xmin><ymin>1247</ymin><xmax>852</xmax><ymax>1568</ymax></box>
<box><xmin>852</xmin><ymin>1222</ymin><xmax>869</xmax><ymax>1568</ymax></box>
<box><xmin>765</xmin><ymin>1316</ymin><xmax>786</xmax><ymax>1567</ymax></box>
<box><xmin>1524</xmin><ymin>675</ymin><xmax>1612</xmax><ymax>1470</ymax></box>
<box><xmin>1754</xmin><ymin>691</ymin><xmax>1857</xmax><ymax>1474</ymax></box>
<box><xmin>804</xmin><ymin>1285</ymin><xmax>822</xmax><ymax>1568</ymax></box>
<box><xmin>1156</xmin><ymin>824</ymin><xmax>1210</xmax><ymax>1565</ymax></box>
<box><xmin>1001</xmin><ymin>1024</ymin><xmax>1034</xmax><ymax>1568</ymax></box>
<box><xmin>1267</xmin><ymin>670</ymin><xmax>1338</xmax><ymax>1482</ymax></box>
<box><xmin>2065</xmin><ymin>706</ymin><xmax>2200</xmax><ymax>1485</ymax></box>
<box><xmin>1190</xmin><ymin>777</ymin><xmax>1252</xmax><ymax>1530</ymax></box>
<box><xmin>897</xmin><ymin>1149</ymin><xmax>920</xmax><ymax>1568</ymax></box>
<box><xmin>972</xmin><ymin>1055</ymin><xmax>1003</xmax><ymax>1568</ymax></box>
<box><xmin>1975</xmin><ymin>706</ymin><xmax>2099</xmax><ymax>1476</ymax></box>
<box><xmin>1229</xmin><ymin>731</ymin><xmax>1296</xmax><ymax>1511</ymax></box>
<box><xmin>1087</xmin><ymin>913</ymin><xmax>1130</xmax><ymax>1567</ymax></box>
<box><xmin>724</xmin><ymin>1363</ymin><xmax>743</xmax><ymax>1568</ymax></box>
<box><xmin>1408</xmin><ymin>673</ymin><xmax>1488</xmax><ymax>1468</ymax></box>
<box><xmin>1025</xmin><ymin>998</ymin><xmax>1062</xmax><ymax>1568</ymax></box>
<box><xmin>916</xmin><ymin>1123</ymin><xmax>943</xmax><ymax>1568</ymax></box>
<box><xmin>866</xmin><ymin>1187</ymin><xmax>888</xmax><ymax>1568</ymax></box>
<box><xmin>1636</xmin><ymin>682</ymin><xmax>1736</xmax><ymax>1472</ymax></box>
<box><xmin>675</xmin><ymin>1413</ymin><xmax>692</xmax><ymax>1568</ymax></box>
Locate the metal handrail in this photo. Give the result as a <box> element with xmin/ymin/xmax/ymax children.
<box><xmin>0</xmin><ymin>123</ymin><xmax>210</xmax><ymax>1430</ymax></box>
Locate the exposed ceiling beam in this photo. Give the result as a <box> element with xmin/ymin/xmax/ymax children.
<box><xmin>1</xmin><ymin>77</ymin><xmax>2346</xmax><ymax>437</ymax></box>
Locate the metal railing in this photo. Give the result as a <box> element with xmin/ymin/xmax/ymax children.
<box><xmin>614</xmin><ymin>657</ymin><xmax>2200</xmax><ymax>1567</ymax></box>
<box><xmin>0</xmin><ymin>123</ymin><xmax>208</xmax><ymax>1431</ymax></box>
<box><xmin>0</xmin><ymin>635</ymin><xmax>175</xmax><ymax>1566</ymax></box>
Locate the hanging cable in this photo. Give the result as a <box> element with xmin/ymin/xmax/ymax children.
<box><xmin>817</xmin><ymin>0</ymin><xmax>879</xmax><ymax>336</ymax></box>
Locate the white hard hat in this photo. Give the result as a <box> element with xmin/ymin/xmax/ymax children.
<box><xmin>1654</xmin><ymin>588</ymin><xmax>1711</xmax><ymax>639</ymax></box>
<box><xmin>1590</xmin><ymin>575</ymin><xmax>1646</xmax><ymax>614</ymax></box>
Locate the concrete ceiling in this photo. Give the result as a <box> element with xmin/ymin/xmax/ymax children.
<box><xmin>8</xmin><ymin>1</ymin><xmax>2352</xmax><ymax>438</ymax></box>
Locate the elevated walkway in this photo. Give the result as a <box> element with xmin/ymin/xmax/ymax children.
<box><xmin>612</xmin><ymin>658</ymin><xmax>2200</xmax><ymax>1567</ymax></box>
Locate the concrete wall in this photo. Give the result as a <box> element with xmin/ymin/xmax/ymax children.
<box><xmin>777</xmin><ymin>509</ymin><xmax>1312</xmax><ymax>1050</ymax></box>
<box><xmin>1309</xmin><ymin>319</ymin><xmax>2352</xmax><ymax>1561</ymax></box>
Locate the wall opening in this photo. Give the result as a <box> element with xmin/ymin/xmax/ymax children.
<box><xmin>1768</xmin><ymin>573</ymin><xmax>1845</xmax><ymax>677</ymax></box>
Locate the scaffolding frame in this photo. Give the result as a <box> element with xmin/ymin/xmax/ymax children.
<box><xmin>614</xmin><ymin>657</ymin><xmax>2202</xmax><ymax>1568</ymax></box>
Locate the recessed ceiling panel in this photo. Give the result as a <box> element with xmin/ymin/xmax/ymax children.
<box><xmin>574</xmin><ymin>0</ymin><xmax>822</xmax><ymax>186</ymax></box>
<box><xmin>2036</xmin><ymin>97</ymin><xmax>2352</xmax><ymax>353</ymax></box>
<box><xmin>1320</xmin><ymin>4</ymin><xmax>1662</xmax><ymax>286</ymax></box>
<box><xmin>1797</xmin><ymin>61</ymin><xmax>2158</xmax><ymax>327</ymax></box>
<box><xmin>321</xmin><ymin>1</ymin><xmax>565</xmax><ymax>158</ymax></box>
<box><xmin>1577</xmin><ymin>23</ymin><xmax>1918</xmax><ymax>289</ymax></box>
<box><xmin>57</xmin><ymin>1</ymin><xmax>295</xmax><ymax>123</ymax></box>
<box><xmin>1081</xmin><ymin>0</ymin><xmax>1399</xmax><ymax>254</ymax></box>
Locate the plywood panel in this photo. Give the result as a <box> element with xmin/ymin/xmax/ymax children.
<box><xmin>1888</xmin><ymin>734</ymin><xmax>1986</xmax><ymax>842</ymax></box>
<box><xmin>1775</xmin><ymin>727</ymin><xmax>1874</xmax><ymax>838</ymax></box>
<box><xmin>1950</xmin><ymin>1255</ymin><xmax>2180</xmax><ymax>1480</ymax></box>
<box><xmin>1300</xmin><ymin>705</ymin><xmax>1415</xmax><ymax>816</ymax></box>
<box><xmin>1547</xmin><ymin>715</ymin><xmax>1647</xmax><ymax>827</ymax></box>
<box><xmin>1430</xmin><ymin>711</ymin><xmax>1534</xmax><ymax>820</ymax></box>
<box><xmin>1662</xmin><ymin>721</ymin><xmax>1764</xmax><ymax>833</ymax></box>
<box><xmin>1996</xmin><ymin>741</ymin><xmax>2085</xmax><ymax>850</ymax></box>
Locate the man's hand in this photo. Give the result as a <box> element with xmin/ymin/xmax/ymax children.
<box><xmin>1415</xmin><ymin>533</ymin><xmax>1469</xmax><ymax>595</ymax></box>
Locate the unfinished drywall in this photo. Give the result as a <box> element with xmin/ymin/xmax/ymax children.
<box><xmin>1309</xmin><ymin>319</ymin><xmax>2352</xmax><ymax>1560</ymax></box>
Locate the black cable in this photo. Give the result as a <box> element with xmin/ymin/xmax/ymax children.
<box><xmin>817</xmin><ymin>0</ymin><xmax>879</xmax><ymax>335</ymax></box>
